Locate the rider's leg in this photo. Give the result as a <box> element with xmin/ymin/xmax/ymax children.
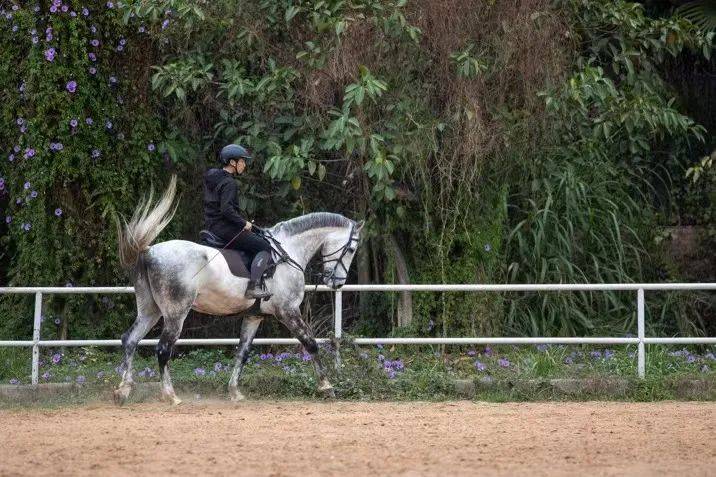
<box><xmin>233</xmin><ymin>232</ymin><xmax>273</xmax><ymax>299</ymax></box>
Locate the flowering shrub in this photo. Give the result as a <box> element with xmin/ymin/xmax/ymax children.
<box><xmin>0</xmin><ymin>2</ymin><xmax>182</xmax><ymax>339</ymax></box>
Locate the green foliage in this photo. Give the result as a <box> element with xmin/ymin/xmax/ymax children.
<box><xmin>0</xmin><ymin>3</ymin><xmax>183</xmax><ymax>339</ymax></box>
<box><xmin>2</xmin><ymin>0</ymin><xmax>714</xmax><ymax>344</ymax></box>
<box><xmin>504</xmin><ymin>0</ymin><xmax>713</xmax><ymax>336</ymax></box>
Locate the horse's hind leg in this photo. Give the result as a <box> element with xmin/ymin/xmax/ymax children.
<box><xmin>156</xmin><ymin>307</ymin><xmax>191</xmax><ymax>405</ymax></box>
<box><xmin>279</xmin><ymin>308</ymin><xmax>335</xmax><ymax>398</ymax></box>
<box><xmin>228</xmin><ymin>315</ymin><xmax>263</xmax><ymax>402</ymax></box>
<box><xmin>114</xmin><ymin>284</ymin><xmax>160</xmax><ymax>405</ymax></box>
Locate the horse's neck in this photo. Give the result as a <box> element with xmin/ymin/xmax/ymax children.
<box><xmin>279</xmin><ymin>227</ymin><xmax>338</xmax><ymax>269</ymax></box>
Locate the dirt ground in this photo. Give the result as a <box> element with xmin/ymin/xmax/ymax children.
<box><xmin>1</xmin><ymin>400</ymin><xmax>715</xmax><ymax>476</ymax></box>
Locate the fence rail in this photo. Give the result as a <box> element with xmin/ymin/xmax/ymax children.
<box><xmin>1</xmin><ymin>283</ymin><xmax>715</xmax><ymax>385</ymax></box>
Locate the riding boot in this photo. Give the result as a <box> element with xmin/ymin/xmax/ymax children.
<box><xmin>245</xmin><ymin>279</ymin><xmax>271</xmax><ymax>300</ymax></box>
<box><xmin>245</xmin><ymin>251</ymin><xmax>272</xmax><ymax>300</ymax></box>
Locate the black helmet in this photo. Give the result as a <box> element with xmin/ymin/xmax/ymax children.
<box><xmin>219</xmin><ymin>144</ymin><xmax>252</xmax><ymax>165</ymax></box>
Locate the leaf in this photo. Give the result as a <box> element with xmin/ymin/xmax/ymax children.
<box><xmin>291</xmin><ymin>176</ymin><xmax>302</xmax><ymax>190</ymax></box>
<box><xmin>318</xmin><ymin>164</ymin><xmax>326</xmax><ymax>180</ymax></box>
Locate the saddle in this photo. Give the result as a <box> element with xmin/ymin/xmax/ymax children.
<box><xmin>198</xmin><ymin>230</ymin><xmax>276</xmax><ymax>280</ymax></box>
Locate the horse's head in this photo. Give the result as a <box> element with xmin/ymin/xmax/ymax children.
<box><xmin>320</xmin><ymin>220</ymin><xmax>364</xmax><ymax>289</ymax></box>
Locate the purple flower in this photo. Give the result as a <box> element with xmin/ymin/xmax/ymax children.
<box><xmin>147</xmin><ymin>143</ymin><xmax>156</xmax><ymax>151</ymax></box>
<box><xmin>88</xmin><ymin>67</ymin><xmax>97</xmax><ymax>75</ymax></box>
<box><xmin>96</xmin><ymin>371</ymin><xmax>105</xmax><ymax>379</ymax></box>
<box><xmin>16</xmin><ymin>117</ymin><xmax>24</xmax><ymax>126</ymax></box>
<box><xmin>49</xmin><ymin>5</ymin><xmax>57</xmax><ymax>13</ymax></box>
<box><xmin>18</xmin><ymin>82</ymin><xmax>25</xmax><ymax>92</ymax></box>
<box><xmin>91</xmin><ymin>149</ymin><xmax>101</xmax><ymax>158</ymax></box>
<box><xmin>42</xmin><ymin>371</ymin><xmax>52</xmax><ymax>380</ymax></box>
<box><xmin>8</xmin><ymin>154</ymin><xmax>14</xmax><ymax>162</ymax></box>
<box><xmin>23</xmin><ymin>181</ymin><xmax>31</xmax><ymax>189</ymax></box>
<box><xmin>106</xmin><ymin>1</ymin><xmax>114</xmax><ymax>8</ymax></box>
<box><xmin>16</xmin><ymin>198</ymin><xmax>22</xmax><ymax>205</ymax></box>
<box><xmin>161</xmin><ymin>19</ymin><xmax>170</xmax><ymax>29</ymax></box>
<box><xmin>301</xmin><ymin>352</ymin><xmax>312</xmax><ymax>361</ymax></box>
<box><xmin>484</xmin><ymin>346</ymin><xmax>493</xmax><ymax>357</ymax></box>
<box><xmin>377</xmin><ymin>354</ymin><xmax>385</xmax><ymax>362</ymax></box>
<box><xmin>109</xmin><ymin>76</ymin><xmax>118</xmax><ymax>84</ymax></box>
<box><xmin>105</xmin><ymin>120</ymin><xmax>113</xmax><ymax>129</ymax></box>
<box><xmin>564</xmin><ymin>356</ymin><xmax>574</xmax><ymax>365</ymax></box>
<box><xmin>88</xmin><ymin>52</ymin><xmax>96</xmax><ymax>61</ymax></box>
<box><xmin>9</xmin><ymin>378</ymin><xmax>19</xmax><ymax>385</ymax></box>
<box><xmin>536</xmin><ymin>344</ymin><xmax>549</xmax><ymax>352</ymax></box>
<box><xmin>14</xmin><ymin>145</ymin><xmax>21</xmax><ymax>153</ymax></box>
<box><xmin>76</xmin><ymin>375</ymin><xmax>86</xmax><ymax>384</ymax></box>
<box><xmin>54</xmin><ymin>317</ymin><xmax>61</xmax><ymax>325</ymax></box>
<box><xmin>90</xmin><ymin>39</ymin><xmax>99</xmax><ymax>47</ymax></box>
<box><xmin>604</xmin><ymin>349</ymin><xmax>615</xmax><ymax>360</ymax></box>
<box><xmin>90</xmin><ymin>25</ymin><xmax>97</xmax><ymax>34</ymax></box>
<box><xmin>82</xmin><ymin>7</ymin><xmax>89</xmax><ymax>16</ymax></box>
<box><xmin>5</xmin><ymin>216</ymin><xmax>12</xmax><ymax>224</ymax></box>
<box><xmin>54</xmin><ymin>208</ymin><xmax>63</xmax><ymax>217</ymax></box>
<box><xmin>686</xmin><ymin>354</ymin><xmax>697</xmax><ymax>364</ymax></box>
<box><xmin>590</xmin><ymin>350</ymin><xmax>602</xmax><ymax>360</ymax></box>
<box><xmin>138</xmin><ymin>26</ymin><xmax>145</xmax><ymax>33</ymax></box>
<box><xmin>70</xmin><ymin>11</ymin><xmax>76</xmax><ymax>17</ymax></box>
<box><xmin>70</xmin><ymin>118</ymin><xmax>78</xmax><ymax>128</ymax></box>
<box><xmin>194</xmin><ymin>367</ymin><xmax>205</xmax><ymax>376</ymax></box>
<box><xmin>498</xmin><ymin>357</ymin><xmax>510</xmax><ymax>368</ymax></box>
<box><xmin>52</xmin><ymin>353</ymin><xmax>62</xmax><ymax>364</ymax></box>
<box><xmin>706</xmin><ymin>352</ymin><xmax>716</xmax><ymax>362</ymax></box>
<box><xmin>359</xmin><ymin>352</ymin><xmax>368</xmax><ymax>359</ymax></box>
<box><xmin>61</xmin><ymin>4</ymin><xmax>68</xmax><ymax>12</ymax></box>
<box><xmin>86</xmin><ymin>117</ymin><xmax>93</xmax><ymax>125</ymax></box>
<box><xmin>30</xmin><ymin>190</ymin><xmax>38</xmax><ymax>198</ymax></box>
<box><xmin>474</xmin><ymin>360</ymin><xmax>486</xmax><ymax>371</ymax></box>
<box><xmin>119</xmin><ymin>38</ymin><xmax>126</xmax><ymax>46</ymax></box>
<box><xmin>484</xmin><ymin>243</ymin><xmax>492</xmax><ymax>252</ymax></box>
<box><xmin>214</xmin><ymin>362</ymin><xmax>224</xmax><ymax>372</ymax></box>
<box><xmin>66</xmin><ymin>80</ymin><xmax>77</xmax><ymax>93</ymax></box>
<box><xmin>117</xmin><ymin>45</ymin><xmax>124</xmax><ymax>52</ymax></box>
<box><xmin>44</xmin><ymin>47</ymin><xmax>56</xmax><ymax>62</ymax></box>
<box><xmin>32</xmin><ymin>36</ymin><xmax>39</xmax><ymax>44</ymax></box>
<box><xmin>467</xmin><ymin>349</ymin><xmax>476</xmax><ymax>356</ymax></box>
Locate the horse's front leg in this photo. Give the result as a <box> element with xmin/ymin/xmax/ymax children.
<box><xmin>279</xmin><ymin>308</ymin><xmax>335</xmax><ymax>398</ymax></box>
<box><xmin>228</xmin><ymin>315</ymin><xmax>263</xmax><ymax>402</ymax></box>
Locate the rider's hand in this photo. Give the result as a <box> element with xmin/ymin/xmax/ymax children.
<box><xmin>244</xmin><ymin>221</ymin><xmax>252</xmax><ymax>231</ymax></box>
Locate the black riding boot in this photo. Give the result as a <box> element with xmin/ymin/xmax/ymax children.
<box><xmin>245</xmin><ymin>251</ymin><xmax>272</xmax><ymax>300</ymax></box>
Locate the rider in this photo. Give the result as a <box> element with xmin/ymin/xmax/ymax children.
<box><xmin>203</xmin><ymin>144</ymin><xmax>272</xmax><ymax>299</ymax></box>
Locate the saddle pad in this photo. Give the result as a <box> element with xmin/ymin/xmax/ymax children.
<box><xmin>218</xmin><ymin>249</ymin><xmax>250</xmax><ymax>278</ymax></box>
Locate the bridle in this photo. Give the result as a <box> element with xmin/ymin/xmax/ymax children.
<box><xmin>319</xmin><ymin>223</ymin><xmax>360</xmax><ymax>285</ymax></box>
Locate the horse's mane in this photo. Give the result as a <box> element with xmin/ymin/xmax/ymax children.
<box><xmin>274</xmin><ymin>212</ymin><xmax>353</xmax><ymax>237</ymax></box>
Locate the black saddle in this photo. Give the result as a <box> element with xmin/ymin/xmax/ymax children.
<box><xmin>198</xmin><ymin>230</ymin><xmax>275</xmax><ymax>280</ymax></box>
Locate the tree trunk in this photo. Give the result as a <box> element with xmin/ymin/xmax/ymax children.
<box><xmin>386</xmin><ymin>234</ymin><xmax>413</xmax><ymax>327</ymax></box>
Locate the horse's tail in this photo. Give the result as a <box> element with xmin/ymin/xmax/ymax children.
<box><xmin>116</xmin><ymin>175</ymin><xmax>178</xmax><ymax>271</ymax></box>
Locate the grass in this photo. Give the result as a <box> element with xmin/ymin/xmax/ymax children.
<box><xmin>0</xmin><ymin>343</ymin><xmax>714</xmax><ymax>406</ymax></box>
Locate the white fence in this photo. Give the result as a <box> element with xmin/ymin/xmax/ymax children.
<box><xmin>1</xmin><ymin>283</ymin><xmax>715</xmax><ymax>385</ymax></box>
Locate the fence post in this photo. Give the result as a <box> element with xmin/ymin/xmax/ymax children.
<box><xmin>334</xmin><ymin>290</ymin><xmax>343</xmax><ymax>369</ymax></box>
<box><xmin>31</xmin><ymin>292</ymin><xmax>43</xmax><ymax>385</ymax></box>
<box><xmin>637</xmin><ymin>288</ymin><xmax>645</xmax><ymax>379</ymax></box>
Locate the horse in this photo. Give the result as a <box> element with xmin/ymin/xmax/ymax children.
<box><xmin>113</xmin><ymin>176</ymin><xmax>362</xmax><ymax>405</ymax></box>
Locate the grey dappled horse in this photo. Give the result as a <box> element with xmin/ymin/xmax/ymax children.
<box><xmin>114</xmin><ymin>176</ymin><xmax>362</xmax><ymax>404</ymax></box>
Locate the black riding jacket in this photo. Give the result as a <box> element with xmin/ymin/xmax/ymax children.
<box><xmin>203</xmin><ymin>168</ymin><xmax>248</xmax><ymax>241</ymax></box>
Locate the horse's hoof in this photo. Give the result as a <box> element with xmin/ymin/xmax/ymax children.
<box><xmin>163</xmin><ymin>393</ymin><xmax>182</xmax><ymax>405</ymax></box>
<box><xmin>229</xmin><ymin>388</ymin><xmax>246</xmax><ymax>402</ymax></box>
<box><xmin>113</xmin><ymin>386</ymin><xmax>131</xmax><ymax>405</ymax></box>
